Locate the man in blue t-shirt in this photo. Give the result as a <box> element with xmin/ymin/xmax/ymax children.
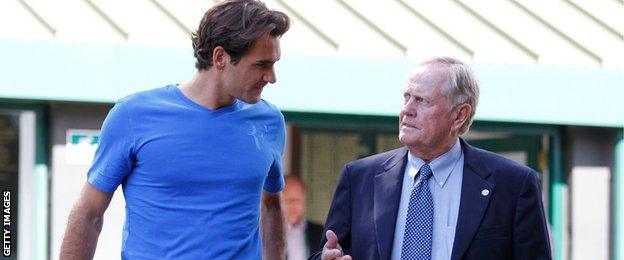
<box><xmin>60</xmin><ymin>1</ymin><xmax>291</xmax><ymax>259</ymax></box>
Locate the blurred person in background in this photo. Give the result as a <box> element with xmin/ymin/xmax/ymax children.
<box><xmin>60</xmin><ymin>0</ymin><xmax>291</xmax><ymax>259</ymax></box>
<box><xmin>284</xmin><ymin>175</ymin><xmax>324</xmax><ymax>259</ymax></box>
<box><xmin>313</xmin><ymin>57</ymin><xmax>551</xmax><ymax>260</ymax></box>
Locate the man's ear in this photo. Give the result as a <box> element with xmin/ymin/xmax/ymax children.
<box><xmin>212</xmin><ymin>46</ymin><xmax>228</xmax><ymax>70</ymax></box>
<box><xmin>452</xmin><ymin>103</ymin><xmax>472</xmax><ymax>132</ymax></box>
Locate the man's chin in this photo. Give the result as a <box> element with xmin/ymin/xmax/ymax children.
<box><xmin>398</xmin><ymin>134</ymin><xmax>409</xmax><ymax>144</ymax></box>
<box><xmin>399</xmin><ymin>133</ymin><xmax>419</xmax><ymax>145</ymax></box>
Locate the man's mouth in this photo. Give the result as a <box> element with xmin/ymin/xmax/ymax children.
<box><xmin>401</xmin><ymin>122</ymin><xmax>418</xmax><ymax>129</ymax></box>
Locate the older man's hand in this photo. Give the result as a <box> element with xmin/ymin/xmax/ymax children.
<box><xmin>321</xmin><ymin>230</ymin><xmax>352</xmax><ymax>260</ymax></box>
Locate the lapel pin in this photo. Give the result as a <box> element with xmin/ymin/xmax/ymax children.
<box><xmin>481</xmin><ymin>189</ymin><xmax>489</xmax><ymax>196</ymax></box>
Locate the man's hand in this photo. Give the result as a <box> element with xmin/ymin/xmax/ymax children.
<box><xmin>321</xmin><ymin>230</ymin><xmax>352</xmax><ymax>260</ymax></box>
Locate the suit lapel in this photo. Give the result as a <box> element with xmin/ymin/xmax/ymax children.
<box><xmin>374</xmin><ymin>147</ymin><xmax>408</xmax><ymax>260</ymax></box>
<box><xmin>451</xmin><ymin>140</ymin><xmax>494</xmax><ymax>260</ymax></box>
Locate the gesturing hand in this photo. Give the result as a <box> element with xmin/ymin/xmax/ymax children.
<box><xmin>321</xmin><ymin>230</ymin><xmax>352</xmax><ymax>260</ymax></box>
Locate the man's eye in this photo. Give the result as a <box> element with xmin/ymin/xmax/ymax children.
<box><xmin>257</xmin><ymin>63</ymin><xmax>272</xmax><ymax>69</ymax></box>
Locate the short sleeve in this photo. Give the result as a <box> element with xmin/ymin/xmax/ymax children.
<box><xmin>87</xmin><ymin>102</ymin><xmax>135</xmax><ymax>192</ymax></box>
<box><xmin>263</xmin><ymin>112</ymin><xmax>286</xmax><ymax>193</ymax></box>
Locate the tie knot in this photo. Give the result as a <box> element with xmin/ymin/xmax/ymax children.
<box><xmin>418</xmin><ymin>164</ymin><xmax>433</xmax><ymax>181</ymax></box>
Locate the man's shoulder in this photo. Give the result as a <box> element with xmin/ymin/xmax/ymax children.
<box><xmin>306</xmin><ymin>221</ymin><xmax>324</xmax><ymax>232</ymax></box>
<box><xmin>241</xmin><ymin>99</ymin><xmax>284</xmax><ymax>126</ymax></box>
<box><xmin>117</xmin><ymin>85</ymin><xmax>173</xmax><ymax>107</ymax></box>
<box><xmin>120</xmin><ymin>85</ymin><xmax>173</xmax><ymax>101</ymax></box>
<box><xmin>347</xmin><ymin>147</ymin><xmax>406</xmax><ymax>169</ymax></box>
<box><xmin>463</xmin><ymin>140</ymin><xmax>537</xmax><ymax>178</ymax></box>
<box><xmin>255</xmin><ymin>99</ymin><xmax>282</xmax><ymax>115</ymax></box>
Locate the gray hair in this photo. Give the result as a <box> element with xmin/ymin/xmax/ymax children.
<box><xmin>421</xmin><ymin>57</ymin><xmax>480</xmax><ymax>134</ymax></box>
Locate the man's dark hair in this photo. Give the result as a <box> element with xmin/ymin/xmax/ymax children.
<box><xmin>192</xmin><ymin>0</ymin><xmax>290</xmax><ymax>70</ymax></box>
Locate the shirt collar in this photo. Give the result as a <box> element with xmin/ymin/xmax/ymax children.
<box><xmin>407</xmin><ymin>139</ymin><xmax>462</xmax><ymax>188</ymax></box>
<box><xmin>289</xmin><ymin>219</ymin><xmax>307</xmax><ymax>232</ymax></box>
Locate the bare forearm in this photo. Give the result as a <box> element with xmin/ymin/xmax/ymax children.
<box><xmin>260</xmin><ymin>191</ymin><xmax>286</xmax><ymax>260</ymax></box>
<box><xmin>59</xmin><ymin>205</ymin><xmax>104</xmax><ymax>260</ymax></box>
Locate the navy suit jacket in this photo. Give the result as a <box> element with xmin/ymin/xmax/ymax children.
<box><xmin>305</xmin><ymin>221</ymin><xmax>324</xmax><ymax>256</ymax></box>
<box><xmin>310</xmin><ymin>139</ymin><xmax>551</xmax><ymax>260</ymax></box>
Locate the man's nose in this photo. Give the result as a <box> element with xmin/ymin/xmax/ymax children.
<box><xmin>402</xmin><ymin>98</ymin><xmax>416</xmax><ymax>116</ymax></box>
<box><xmin>263</xmin><ymin>68</ymin><xmax>276</xmax><ymax>84</ymax></box>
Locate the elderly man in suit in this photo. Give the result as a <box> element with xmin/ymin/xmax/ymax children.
<box><xmin>312</xmin><ymin>57</ymin><xmax>551</xmax><ymax>260</ymax></box>
<box><xmin>284</xmin><ymin>175</ymin><xmax>324</xmax><ymax>259</ymax></box>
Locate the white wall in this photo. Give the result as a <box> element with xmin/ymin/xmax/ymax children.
<box><xmin>567</xmin><ymin>127</ymin><xmax>615</xmax><ymax>260</ymax></box>
<box><xmin>50</xmin><ymin>104</ymin><xmax>126</xmax><ymax>260</ymax></box>
<box><xmin>571</xmin><ymin>167</ymin><xmax>610</xmax><ymax>260</ymax></box>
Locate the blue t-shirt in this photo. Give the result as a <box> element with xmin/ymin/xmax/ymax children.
<box><xmin>87</xmin><ymin>85</ymin><xmax>286</xmax><ymax>259</ymax></box>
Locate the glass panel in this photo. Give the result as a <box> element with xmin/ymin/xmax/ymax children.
<box><xmin>300</xmin><ymin>131</ymin><xmax>370</xmax><ymax>224</ymax></box>
<box><xmin>376</xmin><ymin>133</ymin><xmax>402</xmax><ymax>153</ymax></box>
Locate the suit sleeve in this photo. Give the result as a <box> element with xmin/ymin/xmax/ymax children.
<box><xmin>309</xmin><ymin>164</ymin><xmax>353</xmax><ymax>259</ymax></box>
<box><xmin>513</xmin><ymin>170</ymin><xmax>552</xmax><ymax>259</ymax></box>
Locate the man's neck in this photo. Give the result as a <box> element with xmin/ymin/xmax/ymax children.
<box><xmin>179</xmin><ymin>70</ymin><xmax>235</xmax><ymax>110</ymax></box>
<box><xmin>409</xmin><ymin>137</ymin><xmax>459</xmax><ymax>163</ymax></box>
<box><xmin>289</xmin><ymin>217</ymin><xmax>305</xmax><ymax>228</ymax></box>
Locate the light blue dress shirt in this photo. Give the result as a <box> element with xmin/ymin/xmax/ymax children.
<box><xmin>391</xmin><ymin>139</ymin><xmax>464</xmax><ymax>260</ymax></box>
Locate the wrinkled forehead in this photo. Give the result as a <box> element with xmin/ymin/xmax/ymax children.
<box><xmin>405</xmin><ymin>64</ymin><xmax>449</xmax><ymax>91</ymax></box>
